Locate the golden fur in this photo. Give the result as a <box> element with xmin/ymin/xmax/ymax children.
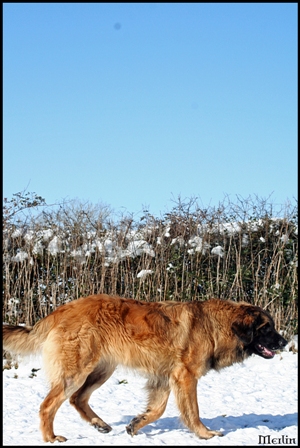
<box><xmin>3</xmin><ymin>294</ymin><xmax>287</xmax><ymax>442</ymax></box>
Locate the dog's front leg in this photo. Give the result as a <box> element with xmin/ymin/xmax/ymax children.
<box><xmin>170</xmin><ymin>368</ymin><xmax>223</xmax><ymax>439</ymax></box>
<box><xmin>126</xmin><ymin>376</ymin><xmax>170</xmax><ymax>436</ymax></box>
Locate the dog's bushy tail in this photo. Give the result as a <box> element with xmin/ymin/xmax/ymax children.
<box><xmin>3</xmin><ymin>319</ymin><xmax>51</xmax><ymax>356</ymax></box>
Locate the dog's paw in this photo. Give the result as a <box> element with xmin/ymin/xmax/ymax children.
<box><xmin>91</xmin><ymin>419</ymin><xmax>112</xmax><ymax>433</ymax></box>
<box><xmin>126</xmin><ymin>423</ymin><xmax>135</xmax><ymax>436</ymax></box>
<box><xmin>94</xmin><ymin>424</ymin><xmax>112</xmax><ymax>433</ymax></box>
<box><xmin>198</xmin><ymin>429</ymin><xmax>224</xmax><ymax>439</ymax></box>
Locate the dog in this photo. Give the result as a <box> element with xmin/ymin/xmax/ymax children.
<box><xmin>3</xmin><ymin>294</ymin><xmax>287</xmax><ymax>442</ymax></box>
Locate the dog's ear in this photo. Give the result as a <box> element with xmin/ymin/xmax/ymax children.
<box><xmin>231</xmin><ymin>320</ymin><xmax>253</xmax><ymax>344</ymax></box>
<box><xmin>231</xmin><ymin>306</ymin><xmax>259</xmax><ymax>345</ymax></box>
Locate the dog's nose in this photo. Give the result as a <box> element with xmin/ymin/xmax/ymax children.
<box><xmin>279</xmin><ymin>337</ymin><xmax>288</xmax><ymax>348</ymax></box>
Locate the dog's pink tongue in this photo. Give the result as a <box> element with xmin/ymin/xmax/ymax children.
<box><xmin>263</xmin><ymin>347</ymin><xmax>275</xmax><ymax>357</ymax></box>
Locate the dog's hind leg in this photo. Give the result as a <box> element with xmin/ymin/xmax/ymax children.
<box><xmin>70</xmin><ymin>362</ymin><xmax>116</xmax><ymax>433</ymax></box>
<box><xmin>39</xmin><ymin>380</ymin><xmax>77</xmax><ymax>442</ymax></box>
<box><xmin>40</xmin><ymin>368</ymin><xmax>102</xmax><ymax>442</ymax></box>
<box><xmin>126</xmin><ymin>375</ymin><xmax>171</xmax><ymax>436</ymax></box>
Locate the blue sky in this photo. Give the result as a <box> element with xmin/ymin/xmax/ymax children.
<box><xmin>3</xmin><ymin>3</ymin><xmax>297</xmax><ymax>217</ymax></box>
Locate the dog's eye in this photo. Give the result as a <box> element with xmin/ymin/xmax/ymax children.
<box><xmin>260</xmin><ymin>323</ymin><xmax>272</xmax><ymax>334</ymax></box>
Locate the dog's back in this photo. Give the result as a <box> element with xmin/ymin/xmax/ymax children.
<box><xmin>3</xmin><ymin>294</ymin><xmax>191</xmax><ymax>378</ymax></box>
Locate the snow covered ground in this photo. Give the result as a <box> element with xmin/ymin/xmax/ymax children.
<box><xmin>3</xmin><ymin>338</ymin><xmax>298</xmax><ymax>446</ymax></box>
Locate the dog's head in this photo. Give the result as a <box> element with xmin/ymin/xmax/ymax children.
<box><xmin>231</xmin><ymin>304</ymin><xmax>287</xmax><ymax>359</ymax></box>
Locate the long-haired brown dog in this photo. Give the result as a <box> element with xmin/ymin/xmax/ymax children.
<box><xmin>3</xmin><ymin>294</ymin><xmax>287</xmax><ymax>442</ymax></box>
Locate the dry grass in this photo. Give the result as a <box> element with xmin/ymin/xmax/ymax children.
<box><xmin>2</xmin><ymin>195</ymin><xmax>298</xmax><ymax>340</ymax></box>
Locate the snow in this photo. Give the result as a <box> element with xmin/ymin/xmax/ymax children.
<box><xmin>211</xmin><ymin>245</ymin><xmax>225</xmax><ymax>258</ymax></box>
<box><xmin>137</xmin><ymin>270</ymin><xmax>153</xmax><ymax>279</ymax></box>
<box><xmin>3</xmin><ymin>342</ymin><xmax>298</xmax><ymax>446</ymax></box>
